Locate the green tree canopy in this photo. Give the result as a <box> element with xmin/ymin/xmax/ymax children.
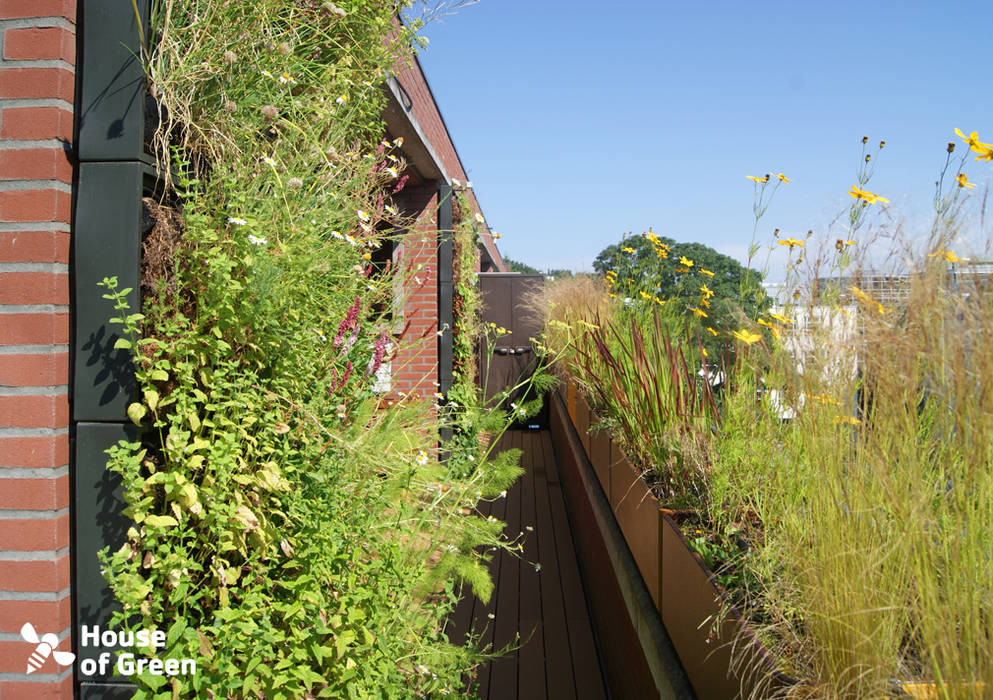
<box><xmin>503</xmin><ymin>256</ymin><xmax>540</xmax><ymax>274</ymax></box>
<box><xmin>592</xmin><ymin>230</ymin><xmax>770</xmax><ymax>335</ymax></box>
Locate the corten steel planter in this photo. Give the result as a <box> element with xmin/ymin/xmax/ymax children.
<box><xmin>549</xmin><ymin>390</ymin><xmax>694</xmax><ymax>699</ymax></box>
<box><xmin>589</xmin><ymin>424</ymin><xmax>611</xmax><ymax>502</ymax></box>
<box><xmin>610</xmin><ymin>447</ymin><xmax>662</xmax><ymax>608</ymax></box>
<box><xmin>576</xmin><ymin>391</ymin><xmax>592</xmax><ymax>456</ymax></box>
<box><xmin>557</xmin><ymin>384</ymin><xmax>795</xmax><ymax>699</ymax></box>
<box><xmin>661</xmin><ymin>513</ymin><xmax>793</xmax><ymax>699</ymax></box>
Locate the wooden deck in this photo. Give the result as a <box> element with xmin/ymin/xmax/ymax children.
<box><xmin>447</xmin><ymin>429</ymin><xmax>610</xmax><ymax>700</ymax></box>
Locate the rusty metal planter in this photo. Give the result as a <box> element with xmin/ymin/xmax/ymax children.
<box><xmin>558</xmin><ymin>380</ymin><xmax>794</xmax><ymax>699</ymax></box>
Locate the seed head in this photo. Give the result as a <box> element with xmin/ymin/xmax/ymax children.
<box><xmin>287</xmin><ymin>177</ymin><xmax>303</xmax><ymax>189</ymax></box>
<box><xmin>223</xmin><ymin>50</ymin><xmax>237</xmax><ymax>64</ymax></box>
<box><xmin>261</xmin><ymin>104</ymin><xmax>279</xmax><ymax>121</ymax></box>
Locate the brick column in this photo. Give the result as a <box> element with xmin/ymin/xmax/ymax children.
<box><xmin>0</xmin><ymin>0</ymin><xmax>75</xmax><ymax>697</ymax></box>
<box><xmin>393</xmin><ymin>182</ymin><xmax>440</xmax><ymax>397</ymax></box>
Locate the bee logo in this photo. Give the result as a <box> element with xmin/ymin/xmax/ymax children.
<box><xmin>20</xmin><ymin>622</ymin><xmax>75</xmax><ymax>673</ymax></box>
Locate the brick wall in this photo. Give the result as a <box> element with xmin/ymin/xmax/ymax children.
<box><xmin>0</xmin><ymin>0</ymin><xmax>76</xmax><ymax>697</ymax></box>
<box><xmin>393</xmin><ymin>182</ymin><xmax>440</xmax><ymax>397</ymax></box>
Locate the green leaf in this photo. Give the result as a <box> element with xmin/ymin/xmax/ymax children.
<box><xmin>149</xmin><ymin>368</ymin><xmax>169</xmax><ymax>382</ymax></box>
<box><xmin>144</xmin><ymin>514</ymin><xmax>179</xmax><ymax>528</ymax></box>
<box><xmin>127</xmin><ymin>402</ymin><xmax>147</xmax><ymax>425</ymax></box>
<box><xmin>113</xmin><ymin>337</ymin><xmax>132</xmax><ymax>350</ymax></box>
<box><xmin>143</xmin><ymin>389</ymin><xmax>160</xmax><ymax>412</ymax></box>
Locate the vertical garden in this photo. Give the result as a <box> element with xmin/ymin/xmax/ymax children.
<box><xmin>97</xmin><ymin>1</ymin><xmax>521</xmax><ymax>697</ymax></box>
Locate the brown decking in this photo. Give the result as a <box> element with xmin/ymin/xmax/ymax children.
<box><xmin>447</xmin><ymin>429</ymin><xmax>609</xmax><ymax>700</ymax></box>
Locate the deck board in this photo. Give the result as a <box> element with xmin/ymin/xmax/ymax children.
<box><xmin>451</xmin><ymin>429</ymin><xmax>607</xmax><ymax>700</ymax></box>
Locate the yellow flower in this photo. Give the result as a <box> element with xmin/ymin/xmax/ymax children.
<box><xmin>732</xmin><ymin>329</ymin><xmax>761</xmax><ymax>345</ymax></box>
<box><xmin>757</xmin><ymin>318</ymin><xmax>780</xmax><ymax>339</ymax></box>
<box><xmin>699</xmin><ymin>268</ymin><xmax>714</xmax><ymax>278</ymax></box>
<box><xmin>954</xmin><ymin>128</ymin><xmax>993</xmax><ymax>154</ymax></box>
<box><xmin>776</xmin><ymin>173</ymin><xmax>790</xmax><ymax>183</ymax></box>
<box><xmin>778</xmin><ymin>238</ymin><xmax>805</xmax><ymax>249</ymax></box>
<box><xmin>688</xmin><ymin>306</ymin><xmax>708</xmax><ymax>318</ymax></box>
<box><xmin>956</xmin><ymin>173</ymin><xmax>976</xmax><ymax>189</ymax></box>
<box><xmin>746</xmin><ymin>174</ymin><xmax>770</xmax><ymax>183</ymax></box>
<box><xmin>974</xmin><ymin>145</ymin><xmax>993</xmax><ymax>162</ymax></box>
<box><xmin>849</xmin><ymin>285</ymin><xmax>887</xmax><ymax>313</ymax></box>
<box><xmin>848</xmin><ymin>185</ymin><xmax>889</xmax><ymax>204</ymax></box>
<box><xmin>833</xmin><ymin>415</ymin><xmax>860</xmax><ymax>426</ymax></box>
<box><xmin>639</xmin><ymin>290</ymin><xmax>652</xmax><ymax>300</ymax></box>
<box><xmin>699</xmin><ymin>298</ymin><xmax>711</xmax><ymax>309</ymax></box>
<box><xmin>928</xmin><ymin>248</ymin><xmax>964</xmax><ymax>263</ymax></box>
<box><xmin>768</xmin><ymin>312</ymin><xmax>794</xmax><ymax>326</ymax></box>
<box><xmin>706</xmin><ymin>327</ymin><xmax>718</xmax><ymax>336</ymax></box>
<box><xmin>622</xmin><ymin>246</ymin><xmax>636</xmax><ymax>254</ymax></box>
<box><xmin>699</xmin><ymin>284</ymin><xmax>714</xmax><ymax>299</ymax></box>
<box><xmin>679</xmin><ymin>255</ymin><xmax>694</xmax><ymax>267</ymax></box>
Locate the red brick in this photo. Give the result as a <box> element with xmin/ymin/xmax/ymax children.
<box><xmin>0</xmin><ymin>597</ymin><xmax>70</xmax><ymax>635</ymax></box>
<box><xmin>0</xmin><ymin>313</ymin><xmax>69</xmax><ymax>344</ymax></box>
<box><xmin>3</xmin><ymin>27</ymin><xmax>74</xmax><ymax>63</ymax></box>
<box><xmin>0</xmin><ymin>395</ymin><xmax>68</xmax><ymax>429</ymax></box>
<box><xmin>0</xmin><ymin>190</ymin><xmax>71</xmax><ymax>223</ymax></box>
<box><xmin>0</xmin><ymin>107</ymin><xmax>73</xmax><ymax>141</ymax></box>
<box><xmin>0</xmin><ymin>231</ymin><xmax>70</xmax><ymax>264</ymax></box>
<box><xmin>0</xmin><ymin>555</ymin><xmax>69</xmax><ymax>592</ymax></box>
<box><xmin>0</xmin><ymin>676</ymin><xmax>74</xmax><ymax>700</ymax></box>
<box><xmin>0</xmin><ymin>435</ymin><xmax>69</xmax><ymax>468</ymax></box>
<box><xmin>0</xmin><ymin>67</ymin><xmax>74</xmax><ymax>101</ymax></box>
<box><xmin>0</xmin><ymin>149</ymin><xmax>72</xmax><ymax>183</ymax></box>
<box><xmin>0</xmin><ymin>474</ymin><xmax>68</xmax><ymax>509</ymax></box>
<box><xmin>0</xmin><ymin>515</ymin><xmax>68</xmax><ymax>550</ymax></box>
<box><xmin>0</xmin><ymin>353</ymin><xmax>68</xmax><ymax>386</ymax></box>
<box><xmin>0</xmin><ymin>0</ymin><xmax>76</xmax><ymax>20</ymax></box>
<box><xmin>0</xmin><ymin>639</ymin><xmax>67</xmax><ymax>675</ymax></box>
<box><xmin>0</xmin><ymin>272</ymin><xmax>68</xmax><ymax>305</ymax></box>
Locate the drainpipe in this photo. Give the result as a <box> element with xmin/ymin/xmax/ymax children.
<box><xmin>437</xmin><ymin>181</ymin><xmax>454</xmax><ymax>445</ymax></box>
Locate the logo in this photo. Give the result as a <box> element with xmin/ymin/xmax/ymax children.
<box><xmin>20</xmin><ymin>622</ymin><xmax>76</xmax><ymax>674</ymax></box>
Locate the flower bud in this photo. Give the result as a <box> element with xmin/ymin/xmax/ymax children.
<box><xmin>879</xmin><ymin>140</ymin><xmax>885</xmax><ymax>149</ymax></box>
<box><xmin>862</xmin><ymin>136</ymin><xmax>868</xmax><ymax>144</ymax></box>
<box><xmin>948</xmin><ymin>142</ymin><xmax>955</xmax><ymax>153</ymax></box>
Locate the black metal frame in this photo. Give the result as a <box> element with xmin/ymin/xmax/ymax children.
<box><xmin>72</xmin><ymin>1</ymin><xmax>158</xmax><ymax>696</ymax></box>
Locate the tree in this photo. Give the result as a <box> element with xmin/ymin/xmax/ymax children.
<box><xmin>502</xmin><ymin>257</ymin><xmax>540</xmax><ymax>275</ymax></box>
<box><xmin>592</xmin><ymin>230</ymin><xmax>770</xmax><ymax>335</ymax></box>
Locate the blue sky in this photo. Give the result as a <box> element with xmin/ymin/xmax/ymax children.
<box><xmin>411</xmin><ymin>0</ymin><xmax>993</xmax><ymax>280</ymax></box>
